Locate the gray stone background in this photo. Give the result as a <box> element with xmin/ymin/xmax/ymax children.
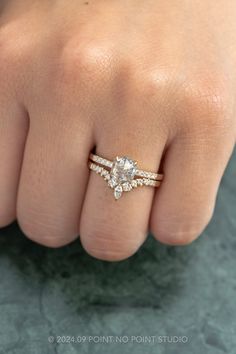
<box><xmin>0</xmin><ymin>149</ymin><xmax>235</xmax><ymax>354</ymax></box>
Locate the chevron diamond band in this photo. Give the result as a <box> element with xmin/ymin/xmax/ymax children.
<box><xmin>88</xmin><ymin>153</ymin><xmax>163</xmax><ymax>200</ymax></box>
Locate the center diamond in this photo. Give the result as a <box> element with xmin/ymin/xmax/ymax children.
<box><xmin>110</xmin><ymin>156</ymin><xmax>137</xmax><ymax>186</ymax></box>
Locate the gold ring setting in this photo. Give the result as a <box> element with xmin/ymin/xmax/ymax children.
<box><xmin>88</xmin><ymin>153</ymin><xmax>163</xmax><ymax>200</ymax></box>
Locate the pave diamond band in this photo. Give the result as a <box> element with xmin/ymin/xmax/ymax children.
<box><xmin>88</xmin><ymin>153</ymin><xmax>163</xmax><ymax>200</ymax></box>
<box><xmin>89</xmin><ymin>154</ymin><xmax>163</xmax><ymax>181</ymax></box>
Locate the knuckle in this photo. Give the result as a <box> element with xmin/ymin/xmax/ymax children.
<box><xmin>0</xmin><ymin>25</ymin><xmax>33</xmax><ymax>96</ymax></box>
<box><xmin>0</xmin><ymin>27</ymin><xmax>28</xmax><ymax>72</ymax></box>
<box><xmin>0</xmin><ymin>35</ymin><xmax>14</xmax><ymax>83</ymax></box>
<box><xmin>129</xmin><ymin>69</ymin><xmax>233</xmax><ymax>138</ymax></box>
<box><xmin>130</xmin><ymin>68</ymin><xmax>174</xmax><ymax>105</ymax></box>
<box><xmin>179</xmin><ymin>74</ymin><xmax>233</xmax><ymax>131</ymax></box>
<box><xmin>81</xmin><ymin>228</ymin><xmax>141</xmax><ymax>261</ymax></box>
<box><xmin>59</xmin><ymin>39</ymin><xmax>115</xmax><ymax>86</ymax></box>
<box><xmin>117</xmin><ymin>67</ymin><xmax>176</xmax><ymax>134</ymax></box>
<box><xmin>17</xmin><ymin>214</ymin><xmax>76</xmax><ymax>248</ymax></box>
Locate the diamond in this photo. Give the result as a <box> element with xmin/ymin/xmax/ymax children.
<box><xmin>101</xmin><ymin>169</ymin><xmax>107</xmax><ymax>176</ymax></box>
<box><xmin>137</xmin><ymin>179</ymin><xmax>143</xmax><ymax>186</ymax></box>
<box><xmin>114</xmin><ymin>185</ymin><xmax>123</xmax><ymax>200</ymax></box>
<box><xmin>108</xmin><ymin>176</ymin><xmax>117</xmax><ymax>188</ymax></box>
<box><xmin>110</xmin><ymin>156</ymin><xmax>137</xmax><ymax>186</ymax></box>
<box><xmin>122</xmin><ymin>182</ymin><xmax>132</xmax><ymax>192</ymax></box>
<box><xmin>143</xmin><ymin>178</ymin><xmax>150</xmax><ymax>185</ymax></box>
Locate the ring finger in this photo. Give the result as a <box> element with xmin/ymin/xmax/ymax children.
<box><xmin>80</xmin><ymin>115</ymin><xmax>167</xmax><ymax>261</ymax></box>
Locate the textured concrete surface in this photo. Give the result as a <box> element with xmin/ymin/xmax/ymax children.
<box><xmin>0</xmin><ymin>149</ymin><xmax>235</xmax><ymax>354</ymax></box>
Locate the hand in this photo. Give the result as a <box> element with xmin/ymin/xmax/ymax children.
<box><xmin>0</xmin><ymin>0</ymin><xmax>235</xmax><ymax>260</ymax></box>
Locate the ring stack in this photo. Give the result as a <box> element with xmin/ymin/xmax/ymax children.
<box><xmin>88</xmin><ymin>153</ymin><xmax>163</xmax><ymax>200</ymax></box>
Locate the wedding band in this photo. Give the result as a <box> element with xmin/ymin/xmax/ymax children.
<box><xmin>88</xmin><ymin>153</ymin><xmax>163</xmax><ymax>200</ymax></box>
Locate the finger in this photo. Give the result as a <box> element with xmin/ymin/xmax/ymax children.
<box><xmin>150</xmin><ymin>115</ymin><xmax>235</xmax><ymax>245</ymax></box>
<box><xmin>0</xmin><ymin>100</ymin><xmax>28</xmax><ymax>227</ymax></box>
<box><xmin>17</xmin><ymin>113</ymin><xmax>93</xmax><ymax>247</ymax></box>
<box><xmin>80</xmin><ymin>122</ymin><xmax>166</xmax><ymax>261</ymax></box>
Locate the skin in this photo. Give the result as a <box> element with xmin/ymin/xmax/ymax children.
<box><xmin>0</xmin><ymin>0</ymin><xmax>235</xmax><ymax>261</ymax></box>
